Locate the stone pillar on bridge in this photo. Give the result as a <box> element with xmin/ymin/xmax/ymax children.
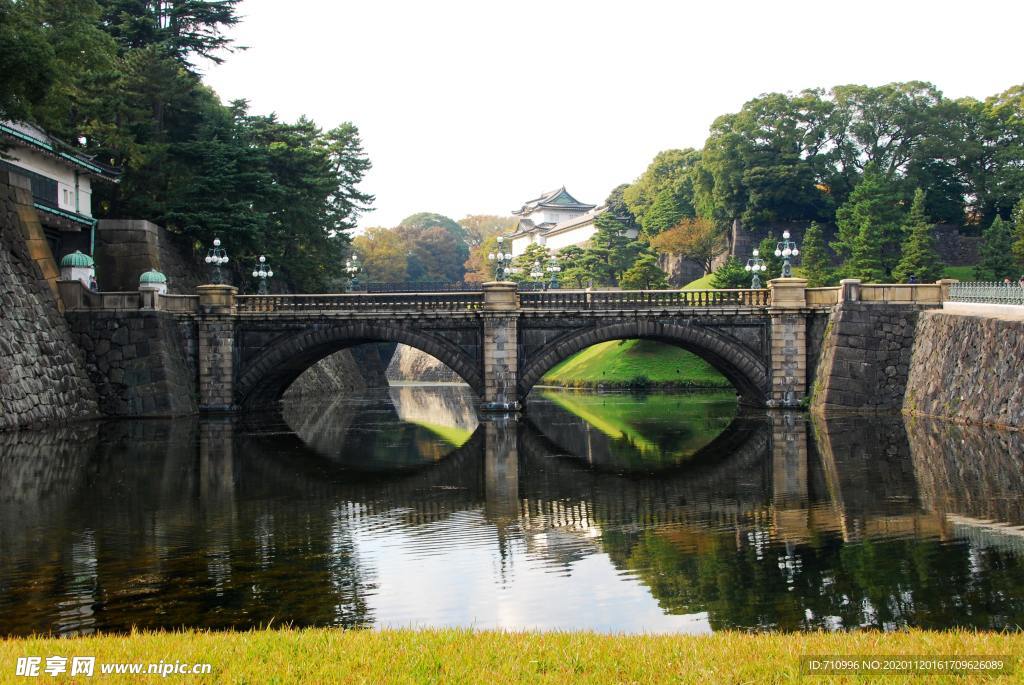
<box><xmin>196</xmin><ymin>284</ymin><xmax>238</xmax><ymax>412</ymax></box>
<box><xmin>480</xmin><ymin>282</ymin><xmax>520</xmax><ymax>411</ymax></box>
<box><xmin>768</xmin><ymin>278</ymin><xmax>808</xmax><ymax>408</ymax></box>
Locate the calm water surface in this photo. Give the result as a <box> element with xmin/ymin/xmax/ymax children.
<box><xmin>1</xmin><ymin>385</ymin><xmax>1023</xmax><ymax>635</ymax></box>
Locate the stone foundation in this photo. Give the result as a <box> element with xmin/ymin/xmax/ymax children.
<box><xmin>904</xmin><ymin>310</ymin><xmax>1024</xmax><ymax>429</ymax></box>
<box><xmin>0</xmin><ymin>171</ymin><xmax>98</xmax><ymax>430</ymax></box>
<box><xmin>64</xmin><ymin>310</ymin><xmax>197</xmax><ymax>417</ymax></box>
<box><xmin>812</xmin><ymin>302</ymin><xmax>935</xmax><ymax>413</ymax></box>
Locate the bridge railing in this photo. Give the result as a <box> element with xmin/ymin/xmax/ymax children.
<box><xmin>949</xmin><ymin>281</ymin><xmax>1024</xmax><ymax>305</ymax></box>
<box><xmin>235</xmin><ymin>292</ymin><xmax>485</xmax><ymax>313</ymax></box>
<box><xmin>518</xmin><ymin>288</ymin><xmax>771</xmax><ymax>309</ymax></box>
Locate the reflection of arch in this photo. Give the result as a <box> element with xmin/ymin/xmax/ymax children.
<box><xmin>518</xmin><ymin>322</ymin><xmax>768</xmax><ymax>404</ymax></box>
<box><xmin>236</xmin><ymin>323</ymin><xmax>482</xmax><ymax>409</ymax></box>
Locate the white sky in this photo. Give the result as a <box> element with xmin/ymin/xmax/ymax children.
<box><xmin>204</xmin><ymin>0</ymin><xmax>1024</xmax><ymax>229</ymax></box>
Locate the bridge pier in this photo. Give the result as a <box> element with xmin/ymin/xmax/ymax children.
<box><xmin>480</xmin><ymin>282</ymin><xmax>521</xmax><ymax>411</ymax></box>
<box><xmin>483</xmin><ymin>416</ymin><xmax>520</xmax><ymax>521</ymax></box>
<box><xmin>768</xmin><ymin>278</ymin><xmax>809</xmax><ymax>408</ymax></box>
<box><xmin>197</xmin><ymin>285</ymin><xmax>238</xmax><ymax>412</ymax></box>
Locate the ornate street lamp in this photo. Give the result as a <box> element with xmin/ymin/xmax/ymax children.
<box><xmin>487</xmin><ymin>236</ymin><xmax>513</xmax><ymax>281</ymax></box>
<box><xmin>345</xmin><ymin>253</ymin><xmax>361</xmax><ymax>292</ymax></box>
<box><xmin>745</xmin><ymin>248</ymin><xmax>767</xmax><ymax>288</ymax></box>
<box><xmin>530</xmin><ymin>259</ymin><xmax>544</xmax><ymax>283</ymax></box>
<box><xmin>204</xmin><ymin>238</ymin><xmax>229</xmax><ymax>284</ymax></box>
<box><xmin>774</xmin><ymin>230</ymin><xmax>800</xmax><ymax>278</ymax></box>
<box><xmin>251</xmin><ymin>255</ymin><xmax>274</xmax><ymax>295</ymax></box>
<box><xmin>546</xmin><ymin>255</ymin><xmax>561</xmax><ymax>289</ymax></box>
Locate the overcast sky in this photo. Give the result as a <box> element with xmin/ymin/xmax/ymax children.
<box><xmin>204</xmin><ymin>0</ymin><xmax>1024</xmax><ymax>229</ymax></box>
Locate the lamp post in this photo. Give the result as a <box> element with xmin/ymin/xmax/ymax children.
<box><xmin>251</xmin><ymin>255</ymin><xmax>274</xmax><ymax>295</ymax></box>
<box><xmin>204</xmin><ymin>238</ymin><xmax>229</xmax><ymax>284</ymax></box>
<box><xmin>345</xmin><ymin>254</ymin><xmax>361</xmax><ymax>292</ymax></box>
<box><xmin>745</xmin><ymin>248</ymin><xmax>767</xmax><ymax>288</ymax></box>
<box><xmin>532</xmin><ymin>259</ymin><xmax>548</xmax><ymax>286</ymax></box>
<box><xmin>546</xmin><ymin>255</ymin><xmax>561</xmax><ymax>289</ymax></box>
<box><xmin>487</xmin><ymin>236</ymin><xmax>513</xmax><ymax>281</ymax></box>
<box><xmin>774</xmin><ymin>230</ymin><xmax>800</xmax><ymax>278</ymax></box>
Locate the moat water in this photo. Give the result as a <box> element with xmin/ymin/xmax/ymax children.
<box><xmin>1</xmin><ymin>385</ymin><xmax>1023</xmax><ymax>636</ymax></box>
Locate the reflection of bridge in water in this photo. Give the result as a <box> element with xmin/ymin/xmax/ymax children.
<box><xmin>2</xmin><ymin>395</ymin><xmax>1024</xmax><ymax>634</ymax></box>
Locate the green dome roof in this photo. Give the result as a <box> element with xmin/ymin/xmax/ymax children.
<box><xmin>139</xmin><ymin>269</ymin><xmax>167</xmax><ymax>284</ymax></box>
<box><xmin>60</xmin><ymin>250</ymin><xmax>94</xmax><ymax>268</ymax></box>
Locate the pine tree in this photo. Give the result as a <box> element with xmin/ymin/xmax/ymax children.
<box><xmin>832</xmin><ymin>164</ymin><xmax>904</xmax><ymax>277</ymax></box>
<box><xmin>893</xmin><ymin>189</ymin><xmax>944</xmax><ymax>283</ymax></box>
<box><xmin>800</xmin><ymin>222</ymin><xmax>834</xmax><ymax>286</ymax></box>
<box><xmin>619</xmin><ymin>253</ymin><xmax>668</xmax><ymax>289</ymax></box>
<box><xmin>975</xmin><ymin>216</ymin><xmax>1016</xmax><ymax>281</ymax></box>
<box><xmin>844</xmin><ymin>220</ymin><xmax>887</xmax><ymax>283</ymax></box>
<box><xmin>710</xmin><ymin>256</ymin><xmax>751</xmax><ymax>289</ymax></box>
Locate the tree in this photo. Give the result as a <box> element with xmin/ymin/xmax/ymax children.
<box><xmin>397</xmin><ymin>213</ymin><xmax>468</xmax><ymax>283</ymax></box>
<box><xmin>353</xmin><ymin>227</ymin><xmax>409</xmax><ymax>283</ymax></box>
<box><xmin>893</xmin><ymin>190</ymin><xmax>944</xmax><ymax>283</ymax></box>
<box><xmin>843</xmin><ymin>220</ymin><xmax>887</xmax><ymax>283</ymax></box>
<box><xmin>1011</xmin><ymin>199</ymin><xmax>1024</xmax><ymax>272</ymax></box>
<box><xmin>832</xmin><ymin>165</ymin><xmax>905</xmax><ymax>277</ymax></box>
<box><xmin>556</xmin><ymin>245</ymin><xmax>588</xmax><ymax>287</ymax></box>
<box><xmin>0</xmin><ymin>0</ymin><xmax>56</xmax><ymax>125</ymax></box>
<box><xmin>711</xmin><ymin>257</ymin><xmax>751</xmax><ymax>289</ymax></box>
<box><xmin>509</xmin><ymin>243</ymin><xmax>551</xmax><ymax>283</ymax></box>
<box><xmin>649</xmin><ymin>218</ymin><xmax>726</xmax><ymax>275</ymax></box>
<box><xmin>619</xmin><ymin>253</ymin><xmax>667</xmax><ymax>290</ymax></box>
<box><xmin>591</xmin><ymin>210</ymin><xmax>641</xmax><ymax>282</ymax></box>
<box><xmin>975</xmin><ymin>216</ymin><xmax>1016</xmax><ymax>281</ymax></box>
<box><xmin>622</xmin><ymin>149</ymin><xmax>699</xmax><ymax>237</ymax></box>
<box><xmin>800</xmin><ymin>222</ymin><xmax>835</xmax><ymax>287</ymax></box>
<box><xmin>98</xmin><ymin>0</ymin><xmax>243</xmax><ymax>66</ymax></box>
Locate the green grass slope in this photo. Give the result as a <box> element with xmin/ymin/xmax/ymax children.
<box><xmin>540</xmin><ymin>339</ymin><xmax>730</xmax><ymax>388</ymax></box>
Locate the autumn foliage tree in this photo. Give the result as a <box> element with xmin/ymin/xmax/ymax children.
<box><xmin>649</xmin><ymin>217</ymin><xmax>726</xmax><ymax>275</ymax></box>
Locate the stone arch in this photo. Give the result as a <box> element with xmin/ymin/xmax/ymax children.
<box><xmin>518</xmin><ymin>321</ymin><xmax>768</xmax><ymax>405</ymax></box>
<box><xmin>236</xmin><ymin>322</ymin><xmax>483</xmax><ymax>409</ymax></box>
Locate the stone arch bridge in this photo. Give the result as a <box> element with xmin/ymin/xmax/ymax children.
<box><xmin>58</xmin><ymin>279</ymin><xmax>951</xmax><ymax>415</ymax></box>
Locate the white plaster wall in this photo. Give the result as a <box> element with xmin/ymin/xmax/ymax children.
<box><xmin>8</xmin><ymin>147</ymin><xmax>92</xmax><ymax>216</ymax></box>
<box><xmin>545</xmin><ymin>222</ymin><xmax>597</xmax><ymax>253</ymax></box>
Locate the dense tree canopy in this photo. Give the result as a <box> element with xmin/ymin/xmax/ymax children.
<box><xmin>1</xmin><ymin>0</ymin><xmax>373</xmax><ymax>291</ymax></box>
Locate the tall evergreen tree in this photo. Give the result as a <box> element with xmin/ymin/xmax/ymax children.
<box><xmin>757</xmin><ymin>233</ymin><xmax>783</xmax><ymax>281</ymax></box>
<box><xmin>843</xmin><ymin>220</ymin><xmax>887</xmax><ymax>283</ymax></box>
<box><xmin>975</xmin><ymin>216</ymin><xmax>1016</xmax><ymax>281</ymax></box>
<box><xmin>832</xmin><ymin>164</ymin><xmax>905</xmax><ymax>277</ymax></box>
<box><xmin>893</xmin><ymin>189</ymin><xmax>944</xmax><ymax>283</ymax></box>
<box><xmin>800</xmin><ymin>222</ymin><xmax>834</xmax><ymax>286</ymax></box>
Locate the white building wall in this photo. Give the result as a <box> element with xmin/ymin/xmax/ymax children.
<box><xmin>545</xmin><ymin>222</ymin><xmax>598</xmax><ymax>253</ymax></box>
<box><xmin>8</xmin><ymin>146</ymin><xmax>92</xmax><ymax>216</ymax></box>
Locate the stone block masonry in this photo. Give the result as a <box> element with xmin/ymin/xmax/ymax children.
<box><xmin>64</xmin><ymin>310</ymin><xmax>198</xmax><ymax>417</ymax></box>
<box><xmin>812</xmin><ymin>302</ymin><xmax>934</xmax><ymax>413</ymax></box>
<box><xmin>0</xmin><ymin>171</ymin><xmax>98</xmax><ymax>430</ymax></box>
<box><xmin>904</xmin><ymin>310</ymin><xmax>1024</xmax><ymax>429</ymax></box>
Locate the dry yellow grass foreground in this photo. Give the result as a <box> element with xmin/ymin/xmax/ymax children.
<box><xmin>0</xmin><ymin>628</ymin><xmax>1021</xmax><ymax>684</ymax></box>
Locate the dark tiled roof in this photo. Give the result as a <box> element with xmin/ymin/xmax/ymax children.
<box><xmin>512</xmin><ymin>186</ymin><xmax>596</xmax><ymax>215</ymax></box>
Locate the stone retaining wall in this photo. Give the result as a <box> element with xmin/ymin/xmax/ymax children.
<box><xmin>64</xmin><ymin>310</ymin><xmax>197</xmax><ymax>417</ymax></box>
<box><xmin>904</xmin><ymin>311</ymin><xmax>1024</xmax><ymax>429</ymax></box>
<box><xmin>0</xmin><ymin>171</ymin><xmax>98</xmax><ymax>430</ymax></box>
<box><xmin>811</xmin><ymin>302</ymin><xmax>935</xmax><ymax>413</ymax></box>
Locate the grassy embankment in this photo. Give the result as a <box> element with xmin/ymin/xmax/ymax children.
<box><xmin>540</xmin><ymin>339</ymin><xmax>730</xmax><ymax>390</ymax></box>
<box><xmin>0</xmin><ymin>628</ymin><xmax>1018</xmax><ymax>683</ymax></box>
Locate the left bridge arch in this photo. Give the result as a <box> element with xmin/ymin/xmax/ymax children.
<box><xmin>235</xmin><ymin>321</ymin><xmax>483</xmax><ymax>410</ymax></box>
